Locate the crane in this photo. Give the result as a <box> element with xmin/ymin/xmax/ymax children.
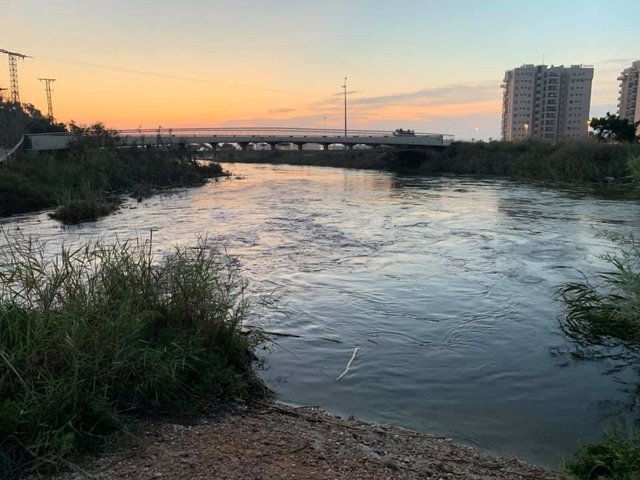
<box><xmin>0</xmin><ymin>48</ymin><xmax>30</xmax><ymax>104</ymax></box>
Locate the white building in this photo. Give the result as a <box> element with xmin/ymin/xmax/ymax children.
<box><xmin>501</xmin><ymin>64</ymin><xmax>593</xmax><ymax>142</ymax></box>
<box><xmin>617</xmin><ymin>60</ymin><xmax>640</xmax><ymax>131</ymax></box>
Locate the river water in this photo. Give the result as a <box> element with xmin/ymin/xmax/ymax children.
<box><xmin>2</xmin><ymin>163</ymin><xmax>639</xmax><ymax>468</ymax></box>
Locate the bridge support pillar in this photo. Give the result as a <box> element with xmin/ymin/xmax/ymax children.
<box><xmin>238</xmin><ymin>142</ymin><xmax>249</xmax><ymax>151</ymax></box>
<box><xmin>346</xmin><ymin>144</ymin><xmax>354</xmax><ymax>150</ymax></box>
<box><xmin>322</xmin><ymin>144</ymin><xmax>330</xmax><ymax>151</ymax></box>
<box><xmin>296</xmin><ymin>143</ymin><xmax>304</xmax><ymax>151</ymax></box>
<box><xmin>269</xmin><ymin>143</ymin><xmax>278</xmax><ymax>151</ymax></box>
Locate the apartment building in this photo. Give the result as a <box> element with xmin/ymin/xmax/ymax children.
<box><xmin>617</xmin><ymin>60</ymin><xmax>640</xmax><ymax>130</ymax></box>
<box><xmin>501</xmin><ymin>64</ymin><xmax>593</xmax><ymax>142</ymax></box>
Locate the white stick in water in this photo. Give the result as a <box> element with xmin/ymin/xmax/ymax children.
<box><xmin>336</xmin><ymin>347</ymin><xmax>360</xmax><ymax>381</ymax></box>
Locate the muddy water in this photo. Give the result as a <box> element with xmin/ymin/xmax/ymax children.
<box><xmin>3</xmin><ymin>163</ymin><xmax>639</xmax><ymax>467</ymax></box>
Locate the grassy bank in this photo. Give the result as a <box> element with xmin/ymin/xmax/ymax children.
<box><xmin>0</xmin><ymin>236</ymin><xmax>268</xmax><ymax>477</ymax></box>
<box><xmin>220</xmin><ymin>140</ymin><xmax>640</xmax><ymax>186</ymax></box>
<box><xmin>218</xmin><ymin>149</ymin><xmax>390</xmax><ymax>170</ymax></box>
<box><xmin>411</xmin><ymin>140</ymin><xmax>640</xmax><ymax>183</ymax></box>
<box><xmin>0</xmin><ymin>146</ymin><xmax>226</xmax><ymax>224</ymax></box>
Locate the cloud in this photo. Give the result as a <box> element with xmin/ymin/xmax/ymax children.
<box><xmin>589</xmin><ymin>58</ymin><xmax>635</xmax><ymax>66</ymax></box>
<box><xmin>348</xmin><ymin>82</ymin><xmax>499</xmax><ymax>108</ymax></box>
<box><xmin>268</xmin><ymin>107</ymin><xmax>296</xmax><ymax>114</ymax></box>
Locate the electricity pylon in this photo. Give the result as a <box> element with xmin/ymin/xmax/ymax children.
<box><xmin>0</xmin><ymin>48</ymin><xmax>30</xmax><ymax>104</ymax></box>
<box><xmin>38</xmin><ymin>78</ymin><xmax>56</xmax><ymax>120</ymax></box>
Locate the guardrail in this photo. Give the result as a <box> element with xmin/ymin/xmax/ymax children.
<box><xmin>116</xmin><ymin>127</ymin><xmax>455</xmax><ymax>142</ymax></box>
<box><xmin>0</xmin><ymin>136</ymin><xmax>25</xmax><ymax>164</ymax></box>
<box><xmin>25</xmin><ymin>127</ymin><xmax>455</xmax><ymax>152</ymax></box>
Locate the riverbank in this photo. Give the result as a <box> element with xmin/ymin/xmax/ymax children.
<box><xmin>0</xmin><ymin>146</ymin><xmax>226</xmax><ymax>224</ymax></box>
<box><xmin>42</xmin><ymin>403</ymin><xmax>558</xmax><ymax>480</ymax></box>
<box><xmin>217</xmin><ymin>139</ymin><xmax>640</xmax><ymax>187</ymax></box>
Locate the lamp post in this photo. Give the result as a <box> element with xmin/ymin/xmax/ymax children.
<box><xmin>524</xmin><ymin>122</ymin><xmax>529</xmax><ymax>139</ymax></box>
<box><xmin>342</xmin><ymin>77</ymin><xmax>347</xmax><ymax>138</ymax></box>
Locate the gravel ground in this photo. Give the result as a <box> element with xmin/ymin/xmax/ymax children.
<box><xmin>43</xmin><ymin>403</ymin><xmax>560</xmax><ymax>480</ymax></box>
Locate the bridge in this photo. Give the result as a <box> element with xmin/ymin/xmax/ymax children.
<box><xmin>24</xmin><ymin>127</ymin><xmax>454</xmax><ymax>152</ymax></box>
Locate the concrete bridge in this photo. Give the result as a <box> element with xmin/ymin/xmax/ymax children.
<box><xmin>25</xmin><ymin>127</ymin><xmax>454</xmax><ymax>152</ymax></box>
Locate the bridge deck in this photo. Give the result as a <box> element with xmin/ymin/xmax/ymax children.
<box><xmin>25</xmin><ymin>128</ymin><xmax>453</xmax><ymax>152</ymax></box>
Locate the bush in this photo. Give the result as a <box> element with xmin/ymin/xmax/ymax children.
<box><xmin>0</xmin><ymin>235</ymin><xmax>268</xmax><ymax>477</ymax></box>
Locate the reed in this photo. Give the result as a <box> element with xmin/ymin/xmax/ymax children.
<box><xmin>558</xmin><ymin>233</ymin><xmax>640</xmax><ymax>479</ymax></box>
<box><xmin>0</xmin><ymin>234</ymin><xmax>268</xmax><ymax>477</ymax></box>
<box><xmin>557</xmin><ymin>232</ymin><xmax>640</xmax><ymax>363</ymax></box>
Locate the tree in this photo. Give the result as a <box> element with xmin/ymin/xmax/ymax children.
<box><xmin>590</xmin><ymin>112</ymin><xmax>638</xmax><ymax>142</ymax></box>
<box><xmin>0</xmin><ymin>100</ymin><xmax>66</xmax><ymax>146</ymax></box>
<box><xmin>68</xmin><ymin>121</ymin><xmax>121</xmax><ymax>149</ymax></box>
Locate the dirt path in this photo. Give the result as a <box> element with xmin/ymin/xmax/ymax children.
<box><xmin>47</xmin><ymin>404</ymin><xmax>559</xmax><ymax>480</ymax></box>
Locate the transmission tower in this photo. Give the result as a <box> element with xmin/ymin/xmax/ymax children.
<box><xmin>38</xmin><ymin>78</ymin><xmax>56</xmax><ymax>120</ymax></box>
<box><xmin>0</xmin><ymin>48</ymin><xmax>30</xmax><ymax>104</ymax></box>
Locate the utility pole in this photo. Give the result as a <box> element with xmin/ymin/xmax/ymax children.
<box><xmin>0</xmin><ymin>49</ymin><xmax>30</xmax><ymax>104</ymax></box>
<box><xmin>0</xmin><ymin>87</ymin><xmax>6</xmax><ymax>102</ymax></box>
<box><xmin>38</xmin><ymin>78</ymin><xmax>56</xmax><ymax>120</ymax></box>
<box><xmin>342</xmin><ymin>77</ymin><xmax>348</xmax><ymax>138</ymax></box>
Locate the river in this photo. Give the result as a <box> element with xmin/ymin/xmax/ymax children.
<box><xmin>2</xmin><ymin>163</ymin><xmax>638</xmax><ymax>468</ymax></box>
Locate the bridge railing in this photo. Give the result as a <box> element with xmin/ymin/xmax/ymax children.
<box><xmin>116</xmin><ymin>127</ymin><xmax>454</xmax><ymax>143</ymax></box>
<box><xmin>0</xmin><ymin>136</ymin><xmax>25</xmax><ymax>164</ymax></box>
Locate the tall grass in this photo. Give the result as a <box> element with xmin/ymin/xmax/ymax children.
<box><xmin>0</xmin><ymin>235</ymin><xmax>268</xmax><ymax>477</ymax></box>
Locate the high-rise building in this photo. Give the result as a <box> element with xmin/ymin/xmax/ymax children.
<box><xmin>617</xmin><ymin>60</ymin><xmax>640</xmax><ymax>130</ymax></box>
<box><xmin>501</xmin><ymin>64</ymin><xmax>593</xmax><ymax>142</ymax></box>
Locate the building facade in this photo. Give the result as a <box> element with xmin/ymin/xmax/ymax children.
<box><xmin>501</xmin><ymin>64</ymin><xmax>593</xmax><ymax>142</ymax></box>
<box><xmin>617</xmin><ymin>60</ymin><xmax>640</xmax><ymax>130</ymax></box>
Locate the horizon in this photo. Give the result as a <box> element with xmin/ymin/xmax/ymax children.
<box><xmin>3</xmin><ymin>0</ymin><xmax>639</xmax><ymax>140</ymax></box>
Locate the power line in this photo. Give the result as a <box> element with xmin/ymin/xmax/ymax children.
<box><xmin>35</xmin><ymin>54</ymin><xmax>326</xmax><ymax>98</ymax></box>
<box><xmin>38</xmin><ymin>78</ymin><xmax>56</xmax><ymax>120</ymax></box>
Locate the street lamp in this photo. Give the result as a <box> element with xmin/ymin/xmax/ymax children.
<box><xmin>524</xmin><ymin>122</ymin><xmax>529</xmax><ymax>138</ymax></box>
<box><xmin>342</xmin><ymin>77</ymin><xmax>347</xmax><ymax>138</ymax></box>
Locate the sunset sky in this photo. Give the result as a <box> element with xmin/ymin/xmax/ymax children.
<box><xmin>3</xmin><ymin>0</ymin><xmax>639</xmax><ymax>139</ymax></box>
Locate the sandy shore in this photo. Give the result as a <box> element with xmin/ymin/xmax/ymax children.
<box><xmin>45</xmin><ymin>403</ymin><xmax>559</xmax><ymax>480</ymax></box>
